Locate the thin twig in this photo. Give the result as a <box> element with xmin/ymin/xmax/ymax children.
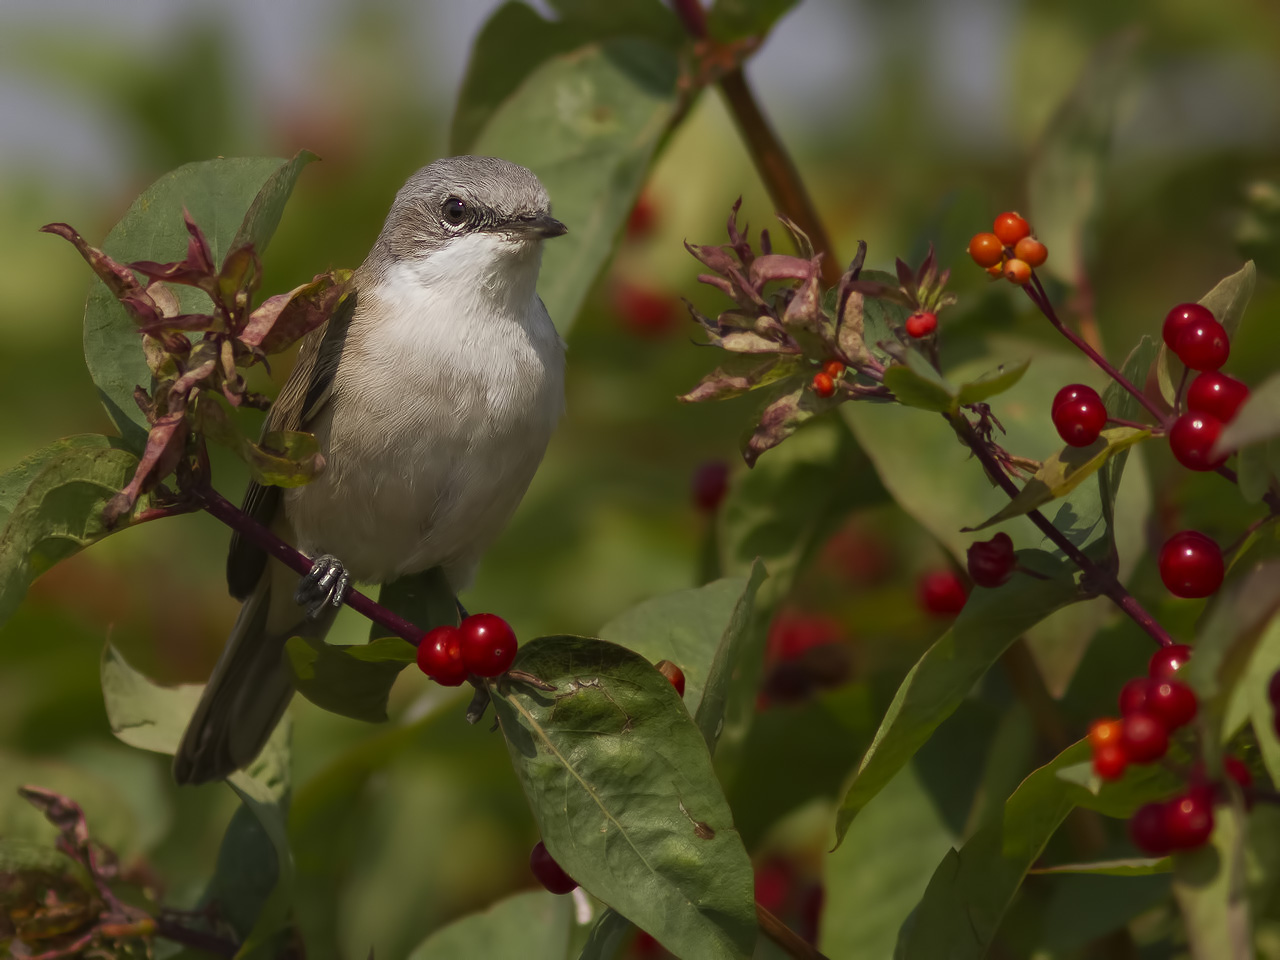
<box><xmin>756</xmin><ymin>903</ymin><xmax>831</xmax><ymax>960</ymax></box>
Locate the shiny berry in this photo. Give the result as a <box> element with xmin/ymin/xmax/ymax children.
<box><xmin>417</xmin><ymin>625</ymin><xmax>467</xmax><ymax>686</ymax></box>
<box><xmin>1150</xmin><ymin>644</ymin><xmax>1193</xmax><ymax>681</ymax></box>
<box><xmin>1004</xmin><ymin>258</ymin><xmax>1032</xmax><ymax>285</ymax></box>
<box><xmin>655</xmin><ymin>659</ymin><xmax>686</xmax><ymax>697</ymax></box>
<box><xmin>1013</xmin><ymin>236</ymin><xmax>1047</xmax><ymax>267</ymax></box>
<box><xmin>1174</xmin><ymin>318</ymin><xmax>1229</xmax><ymax>371</ymax></box>
<box><xmin>530</xmin><ymin>841</ymin><xmax>578</xmax><ymax>894</ymax></box>
<box><xmin>1169</xmin><ymin>413</ymin><xmax>1226</xmax><ymax>471</ymax></box>
<box><xmin>905</xmin><ymin>311</ymin><xmax>938</xmax><ymax>338</ymax></box>
<box><xmin>993</xmin><ymin>211</ymin><xmax>1031</xmax><ymax>246</ymax></box>
<box><xmin>918</xmin><ymin>570</ymin><xmax>967</xmax><ymax>616</ymax></box>
<box><xmin>1162</xmin><ymin>302</ymin><xmax>1214</xmax><ymax>351</ymax></box>
<box><xmin>1186</xmin><ymin>372</ymin><xmax>1249</xmax><ymax>423</ymax></box>
<box><xmin>1165</xmin><ymin>787</ymin><xmax>1214</xmax><ymax>850</ymax></box>
<box><xmin>822</xmin><ymin>359</ymin><xmax>845</xmax><ymax>378</ymax></box>
<box><xmin>1052</xmin><ymin>383</ymin><xmax>1100</xmax><ymax>412</ymax></box>
<box><xmin>692</xmin><ymin>459</ymin><xmax>729</xmax><ymax>513</ymax></box>
<box><xmin>1129</xmin><ymin>802</ymin><xmax>1173</xmax><ymax>856</ymax></box>
<box><xmin>459</xmin><ymin>613</ymin><xmax>518</xmax><ymax>677</ymax></box>
<box><xmin>968</xmin><ymin>232</ymin><xmax>1004</xmax><ymax>268</ymax></box>
<box><xmin>967</xmin><ymin>532</ymin><xmax>1016</xmax><ymax>588</ymax></box>
<box><xmin>1120</xmin><ymin>711</ymin><xmax>1169</xmax><ymax>763</ymax></box>
<box><xmin>1053</xmin><ymin>395</ymin><xmax>1107</xmax><ymax>447</ymax></box>
<box><xmin>1093</xmin><ymin>742</ymin><xmax>1128</xmax><ymax>780</ymax></box>
<box><xmin>1144</xmin><ymin>679</ymin><xmax>1198</xmax><ymax>730</ymax></box>
<box><xmin>1224</xmin><ymin>756</ymin><xmax>1252</xmax><ymax>790</ymax></box>
<box><xmin>813</xmin><ymin>372</ymin><xmax>836</xmax><ymax>398</ymax></box>
<box><xmin>1159</xmin><ymin>531</ymin><xmax>1224</xmax><ymax>598</ymax></box>
<box><xmin>1119</xmin><ymin>677</ymin><xmax>1154</xmax><ymax>717</ymax></box>
<box><xmin>1088</xmin><ymin>718</ymin><xmax>1123</xmax><ymax>750</ymax></box>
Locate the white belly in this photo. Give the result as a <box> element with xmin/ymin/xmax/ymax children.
<box><xmin>282</xmin><ymin>254</ymin><xmax>564</xmax><ymax>590</ymax></box>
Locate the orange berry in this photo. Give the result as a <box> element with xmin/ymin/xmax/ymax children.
<box><xmin>1014</xmin><ymin>236</ymin><xmax>1047</xmax><ymax>268</ymax></box>
<box><xmin>1003</xmin><ymin>258</ymin><xmax>1032</xmax><ymax>285</ymax></box>
<box><xmin>993</xmin><ymin>211</ymin><xmax>1031</xmax><ymax>246</ymax></box>
<box><xmin>812</xmin><ymin>372</ymin><xmax>835</xmax><ymax>398</ymax></box>
<box><xmin>1088</xmin><ymin>718</ymin><xmax>1123</xmax><ymax>750</ymax></box>
<box><xmin>822</xmin><ymin>359</ymin><xmax>845</xmax><ymax>378</ymax></box>
<box><xmin>968</xmin><ymin>232</ymin><xmax>1004</xmax><ymax>268</ymax></box>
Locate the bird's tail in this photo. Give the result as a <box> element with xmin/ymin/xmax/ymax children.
<box><xmin>173</xmin><ymin>561</ymin><xmax>336</xmax><ymax>785</ymax></box>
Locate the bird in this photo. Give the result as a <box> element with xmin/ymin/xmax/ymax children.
<box><xmin>173</xmin><ymin>156</ymin><xmax>568</xmax><ymax>784</ymax></box>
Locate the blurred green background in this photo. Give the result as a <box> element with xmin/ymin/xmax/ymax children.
<box><xmin>3</xmin><ymin>1</ymin><xmax>1280</xmax><ymax>957</ymax></box>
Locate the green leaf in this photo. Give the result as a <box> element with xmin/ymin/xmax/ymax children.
<box><xmin>707</xmin><ymin>0</ymin><xmax>800</xmax><ymax>40</ymax></box>
<box><xmin>883</xmin><ymin>362</ymin><xmax>956</xmax><ymax>413</ymax></box>
<box><xmin>247</xmin><ymin>429</ymin><xmax>325</xmax><ymax>487</ymax></box>
<box><xmin>367</xmin><ymin>566</ymin><xmax>458</xmax><ymax>644</ymax></box>
<box><xmin>1216</xmin><ymin>370</ymin><xmax>1280</xmax><ymax>454</ymax></box>
<box><xmin>1028</xmin><ymin>30</ymin><xmax>1137</xmax><ymax>287</ymax></box>
<box><xmin>489</xmin><ymin>636</ymin><xmax>756</xmax><ymax>959</ymax></box>
<box><xmin>101</xmin><ymin>644</ymin><xmax>202</xmax><ymax>755</ymax></box>
<box><xmin>82</xmin><ymin>156</ymin><xmax>310</xmax><ymax>447</ymax></box>
<box><xmin>833</xmin><ymin>564</ymin><xmax>1080</xmax><ymax>845</ymax></box>
<box><xmin>966</xmin><ymin>427</ymin><xmax>1149</xmax><ymax>532</ymax></box>
<box><xmin>579</xmin><ymin>907</ymin><xmax>638</xmax><ymax>960</ymax></box>
<box><xmin>407</xmin><ymin>889</ymin><xmax>573</xmax><ymax>960</ymax></box>
<box><xmin>1053</xmin><ymin>755</ymin><xmax>1186</xmax><ymax>818</ymax></box>
<box><xmin>0</xmin><ymin>434</ymin><xmax>120</xmax><ymax>531</ymax></box>
<box><xmin>1227</xmin><ymin>615</ymin><xmax>1280</xmax><ymax>789</ymax></box>
<box><xmin>1173</xmin><ymin>804</ymin><xmax>1252</xmax><ymax>960</ymax></box>
<box><xmin>1157</xmin><ymin>261</ymin><xmax>1257</xmax><ymax>406</ymax></box>
<box><xmin>1030</xmin><ymin>858</ymin><xmax>1171</xmax><ymax>877</ymax></box>
<box><xmin>0</xmin><ymin>439</ymin><xmax>144</xmax><ymax>630</ymax></box>
<box><xmin>285</xmin><ymin>635</ymin><xmax>414</xmax><ymax>723</ymax></box>
<box><xmin>954</xmin><ymin>358</ymin><xmax>1031</xmax><ymax>406</ymax></box>
<box><xmin>471</xmin><ymin>37</ymin><xmax>680</xmax><ymax>333</ymax></box>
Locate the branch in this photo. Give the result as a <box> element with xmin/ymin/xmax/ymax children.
<box><xmin>756</xmin><ymin>903</ymin><xmax>831</xmax><ymax>960</ymax></box>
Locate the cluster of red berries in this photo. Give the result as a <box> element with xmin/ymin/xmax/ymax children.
<box><xmin>1162</xmin><ymin>303</ymin><xmax>1249</xmax><ymax>472</ymax></box>
<box><xmin>968</xmin><ymin>212</ymin><xmax>1047</xmax><ymax>285</ymax></box>
<box><xmin>812</xmin><ymin>359</ymin><xmax>844</xmax><ymax>398</ymax></box>
<box><xmin>415</xmin><ymin>613</ymin><xmax>518</xmax><ymax>686</ymax></box>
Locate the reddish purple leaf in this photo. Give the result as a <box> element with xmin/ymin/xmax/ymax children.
<box><xmin>240</xmin><ymin>271</ymin><xmax>350</xmax><ymax>353</ymax></box>
<box><xmin>748</xmin><ymin>254</ymin><xmax>814</xmax><ymax>285</ymax></box>
<box><xmin>744</xmin><ymin>384</ymin><xmax>822</xmax><ymax>467</ymax></box>
<box><xmin>102</xmin><ymin>411</ymin><xmax>187</xmax><ymax>527</ymax></box>
<box><xmin>39</xmin><ymin>223</ymin><xmax>144</xmax><ymax>301</ymax></box>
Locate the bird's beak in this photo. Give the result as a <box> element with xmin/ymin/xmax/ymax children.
<box><xmin>507</xmin><ymin>214</ymin><xmax>568</xmax><ymax>240</ymax></box>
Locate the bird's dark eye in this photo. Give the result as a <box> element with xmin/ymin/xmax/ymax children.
<box><xmin>442</xmin><ymin>197</ymin><xmax>467</xmax><ymax>226</ymax></box>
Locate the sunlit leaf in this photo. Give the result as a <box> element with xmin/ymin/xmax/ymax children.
<box><xmin>883</xmin><ymin>362</ymin><xmax>956</xmax><ymax>413</ymax></box>
<box><xmin>1030</xmin><ymin>858</ymin><xmax>1171</xmax><ymax>877</ymax></box>
<box><xmin>1173</xmin><ymin>804</ymin><xmax>1252</xmax><ymax>960</ymax></box>
<box><xmin>955</xmin><ymin>358</ymin><xmax>1031</xmax><ymax>406</ymax></box>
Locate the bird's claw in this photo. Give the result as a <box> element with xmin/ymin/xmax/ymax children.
<box><xmin>295</xmin><ymin>554</ymin><xmax>350</xmax><ymax>619</ymax></box>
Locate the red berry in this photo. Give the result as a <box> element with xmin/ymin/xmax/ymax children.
<box><xmin>655</xmin><ymin>659</ymin><xmax>686</xmax><ymax>697</ymax></box>
<box><xmin>416</xmin><ymin>625</ymin><xmax>467</xmax><ymax>686</ymax></box>
<box><xmin>822</xmin><ymin>359</ymin><xmax>845</xmax><ymax>378</ymax></box>
<box><xmin>993</xmin><ymin>211</ymin><xmax>1031</xmax><ymax>246</ymax></box>
<box><xmin>754</xmin><ymin>859</ymin><xmax>792</xmax><ymax>914</ymax></box>
<box><xmin>1162</xmin><ymin>303</ymin><xmax>1214</xmax><ymax>352</ymax></box>
<box><xmin>1159</xmin><ymin>531</ymin><xmax>1224</xmax><ymax>598</ymax></box>
<box><xmin>1052</xmin><ymin>395</ymin><xmax>1108</xmax><ymax>447</ymax></box>
<box><xmin>1174</xmin><ymin>318</ymin><xmax>1230</xmax><ymax>371</ymax></box>
<box><xmin>918</xmin><ymin>570</ymin><xmax>967</xmax><ymax>616</ymax></box>
<box><xmin>1052</xmin><ymin>383</ymin><xmax>1100</xmax><ymax>413</ymax></box>
<box><xmin>1120</xmin><ymin>711</ymin><xmax>1170</xmax><ymax>763</ymax></box>
<box><xmin>1169</xmin><ymin>413</ymin><xmax>1227</xmax><ymax>471</ymax></box>
<box><xmin>1165</xmin><ymin>787</ymin><xmax>1214</xmax><ymax>850</ymax></box>
<box><xmin>530</xmin><ymin>841</ymin><xmax>577</xmax><ymax>894</ymax></box>
<box><xmin>1269</xmin><ymin>668</ymin><xmax>1280</xmax><ymax>708</ymax></box>
<box><xmin>1088</xmin><ymin>718</ymin><xmax>1123</xmax><ymax>750</ymax></box>
<box><xmin>1003</xmin><ymin>258</ymin><xmax>1032</xmax><ymax>285</ymax></box>
<box><xmin>968</xmin><ymin>232</ymin><xmax>1004</xmax><ymax>268</ymax></box>
<box><xmin>626</xmin><ymin>191</ymin><xmax>657</xmax><ymax>240</ymax></box>
<box><xmin>813</xmin><ymin>372</ymin><xmax>836</xmax><ymax>398</ymax></box>
<box><xmin>1093</xmin><ymin>741</ymin><xmax>1128</xmax><ymax>780</ymax></box>
<box><xmin>1013</xmin><ymin>236</ymin><xmax>1047</xmax><ymax>268</ymax></box>
<box><xmin>967</xmin><ymin>532</ymin><xmax>1016</xmax><ymax>588</ymax></box>
<box><xmin>1150</xmin><ymin>644</ymin><xmax>1193</xmax><ymax>681</ymax></box>
<box><xmin>905</xmin><ymin>311</ymin><xmax>938</xmax><ymax>338</ymax></box>
<box><xmin>1119</xmin><ymin>677</ymin><xmax>1154</xmax><ymax>717</ymax></box>
<box><xmin>1129</xmin><ymin>801</ymin><xmax>1173</xmax><ymax>855</ymax></box>
<box><xmin>613</xmin><ymin>281</ymin><xmax>678</xmax><ymax>338</ymax></box>
<box><xmin>1144</xmin><ymin>679</ymin><xmax>1198</xmax><ymax>730</ymax></box>
<box><xmin>767</xmin><ymin>611</ymin><xmax>843</xmax><ymax>662</ymax></box>
<box><xmin>691</xmin><ymin>459</ymin><xmax>729</xmax><ymax>513</ymax></box>
<box><xmin>1224</xmin><ymin>756</ymin><xmax>1252</xmax><ymax>790</ymax></box>
<box><xmin>1186</xmin><ymin>372</ymin><xmax>1249</xmax><ymax>423</ymax></box>
<box><xmin>459</xmin><ymin>613</ymin><xmax>518</xmax><ymax>678</ymax></box>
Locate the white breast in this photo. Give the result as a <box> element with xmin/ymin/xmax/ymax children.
<box><xmin>283</xmin><ymin>232</ymin><xmax>565</xmax><ymax>589</ymax></box>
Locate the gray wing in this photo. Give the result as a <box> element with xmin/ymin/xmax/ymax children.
<box><xmin>225</xmin><ymin>291</ymin><xmax>358</xmax><ymax>599</ymax></box>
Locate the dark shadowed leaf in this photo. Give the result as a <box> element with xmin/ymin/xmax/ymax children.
<box><xmin>707</xmin><ymin>0</ymin><xmax>801</xmax><ymax>41</ymax></box>
<box><xmin>489</xmin><ymin>636</ymin><xmax>756</xmax><ymax>959</ymax></box>
<box><xmin>743</xmin><ymin>382</ymin><xmax>824</xmax><ymax>465</ymax></box>
<box><xmin>285</xmin><ymin>636</ymin><xmax>413</xmax><ymax>723</ymax></box>
<box><xmin>579</xmin><ymin>907</ymin><xmax>637</xmax><ymax>960</ymax></box>
<box><xmin>367</xmin><ymin>566</ymin><xmax>459</xmax><ymax>644</ymax></box>
<box><xmin>81</xmin><ymin>156</ymin><xmax>311</xmax><ymax>448</ymax></box>
<box><xmin>0</xmin><ymin>439</ymin><xmax>145</xmax><ymax>630</ymax></box>
<box><xmin>407</xmin><ymin>890</ymin><xmax>573</xmax><ymax>960</ymax></box>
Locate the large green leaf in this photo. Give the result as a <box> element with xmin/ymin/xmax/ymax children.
<box><xmin>1172</xmin><ymin>804</ymin><xmax>1252</xmax><ymax>960</ymax></box>
<box><xmin>368</xmin><ymin>566</ymin><xmax>459</xmax><ymax>643</ymax></box>
<box><xmin>81</xmin><ymin>155</ymin><xmax>312</xmax><ymax>447</ymax></box>
<box><xmin>285</xmin><ymin>635</ymin><xmax>415</xmax><ymax>723</ymax></box>
<box><xmin>488</xmin><ymin>636</ymin><xmax>756</xmax><ymax>959</ymax></box>
<box><xmin>833</xmin><ymin>558</ymin><xmax>1080</xmax><ymax>845</ymax></box>
<box><xmin>1027</xmin><ymin>30</ymin><xmax>1137</xmax><ymax>287</ymax></box>
<box><xmin>407</xmin><ymin>890</ymin><xmax>573</xmax><ymax>960</ymax></box>
<box><xmin>470</xmin><ymin>36</ymin><xmax>681</xmax><ymax>333</ymax></box>
<box><xmin>0</xmin><ymin>438</ymin><xmax>144</xmax><ymax>630</ymax></box>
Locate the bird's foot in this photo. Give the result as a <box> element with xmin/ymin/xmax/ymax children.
<box><xmin>295</xmin><ymin>554</ymin><xmax>350</xmax><ymax>619</ymax></box>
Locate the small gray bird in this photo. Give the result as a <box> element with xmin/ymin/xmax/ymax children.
<box><xmin>173</xmin><ymin>156</ymin><xmax>567</xmax><ymax>784</ymax></box>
